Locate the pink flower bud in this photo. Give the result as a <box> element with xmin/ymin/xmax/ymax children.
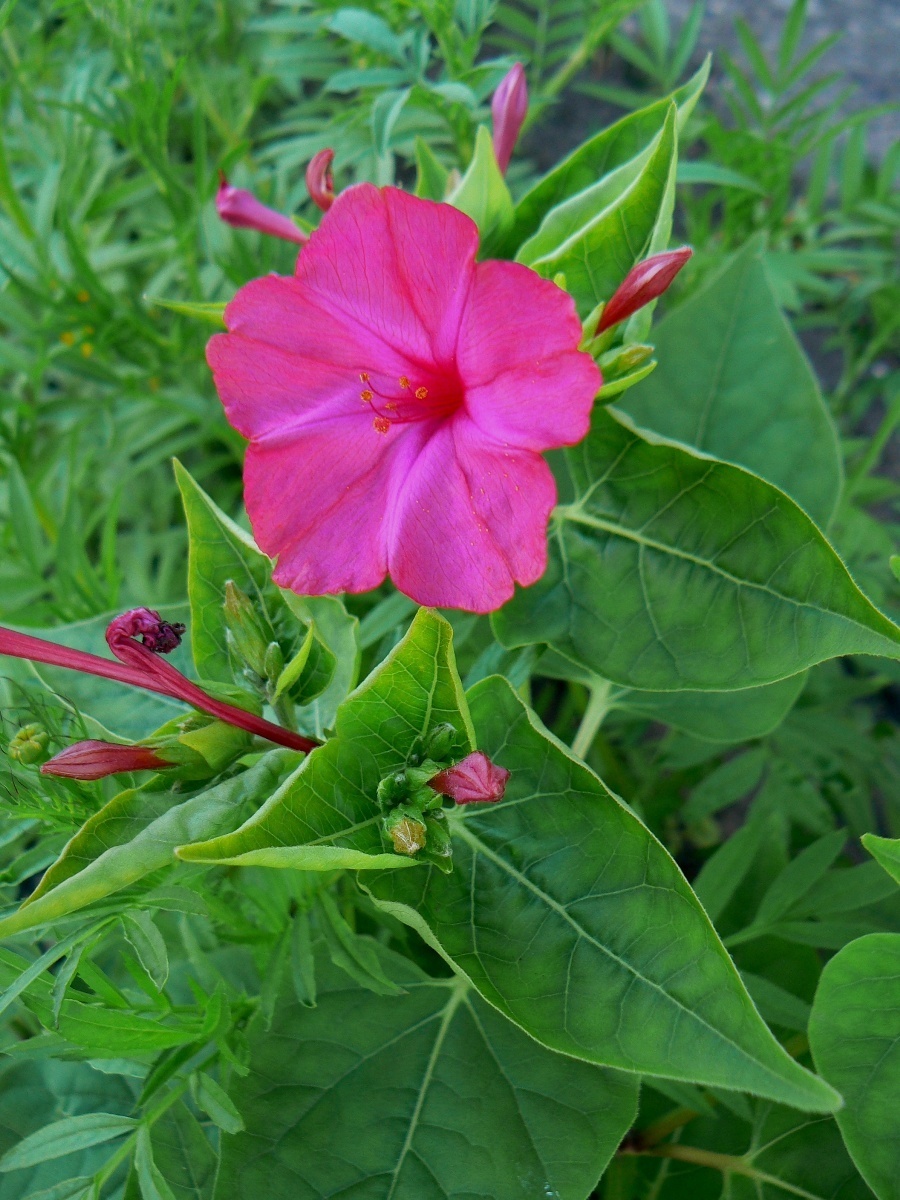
<box><xmin>41</xmin><ymin>740</ymin><xmax>171</xmax><ymax>781</ymax></box>
<box><xmin>306</xmin><ymin>149</ymin><xmax>335</xmax><ymax>212</ymax></box>
<box><xmin>598</xmin><ymin>247</ymin><xmax>693</xmax><ymax>333</ymax></box>
<box><xmin>215</xmin><ymin>175</ymin><xmax>308</xmax><ymax>246</ymax></box>
<box><xmin>428</xmin><ymin>752</ymin><xmax>510</xmax><ymax>805</ymax></box>
<box><xmin>491</xmin><ymin>63</ymin><xmax>528</xmax><ymax>175</ymax></box>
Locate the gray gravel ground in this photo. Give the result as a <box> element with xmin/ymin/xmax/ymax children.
<box><xmin>666</xmin><ymin>0</ymin><xmax>900</xmax><ymax>158</ymax></box>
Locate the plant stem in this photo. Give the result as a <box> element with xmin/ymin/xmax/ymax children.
<box><xmin>572</xmin><ymin>681</ymin><xmax>614</xmax><ymax>759</ymax></box>
<box><xmin>622</xmin><ymin>1144</ymin><xmax>823</xmax><ymax>1199</ymax></box>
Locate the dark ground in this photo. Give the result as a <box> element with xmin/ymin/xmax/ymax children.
<box><xmin>529</xmin><ymin>0</ymin><xmax>899</xmax><ymax>166</ymax></box>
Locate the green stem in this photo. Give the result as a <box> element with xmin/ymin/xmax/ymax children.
<box><xmin>623</xmin><ymin>1144</ymin><xmax>823</xmax><ymax>1199</ymax></box>
<box><xmin>572</xmin><ymin>681</ymin><xmax>613</xmax><ymax>759</ymax></box>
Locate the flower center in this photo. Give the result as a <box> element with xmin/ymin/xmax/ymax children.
<box><xmin>357</xmin><ymin>371</ymin><xmax>460</xmax><ymax>434</ymax></box>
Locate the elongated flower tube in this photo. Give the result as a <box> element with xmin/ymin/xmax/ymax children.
<box><xmin>428</xmin><ymin>751</ymin><xmax>509</xmax><ymax>804</ymax></box>
<box><xmin>491</xmin><ymin>63</ymin><xmax>528</xmax><ymax>174</ymax></box>
<box><xmin>216</xmin><ymin>176</ymin><xmax>308</xmax><ymax>246</ymax></box>
<box><xmin>306</xmin><ymin>149</ymin><xmax>335</xmax><ymax>212</ymax></box>
<box><xmin>42</xmin><ymin>741</ymin><xmax>171</xmax><ymax>781</ymax></box>
<box><xmin>597</xmin><ymin>247</ymin><xmax>693</xmax><ymax>333</ymax></box>
<box><xmin>0</xmin><ymin>613</ymin><xmax>317</xmax><ymax>754</ymax></box>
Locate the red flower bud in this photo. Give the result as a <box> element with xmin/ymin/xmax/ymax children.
<box><xmin>306</xmin><ymin>149</ymin><xmax>335</xmax><ymax>212</ymax></box>
<box><xmin>215</xmin><ymin>175</ymin><xmax>308</xmax><ymax>246</ymax></box>
<box><xmin>598</xmin><ymin>247</ymin><xmax>693</xmax><ymax>333</ymax></box>
<box><xmin>428</xmin><ymin>752</ymin><xmax>510</xmax><ymax>805</ymax></box>
<box><xmin>491</xmin><ymin>63</ymin><xmax>528</xmax><ymax>175</ymax></box>
<box><xmin>41</xmin><ymin>740</ymin><xmax>171</xmax><ymax>781</ymax></box>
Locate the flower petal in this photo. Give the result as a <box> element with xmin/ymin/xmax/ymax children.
<box><xmin>457</xmin><ymin>260</ymin><xmax>600</xmax><ymax>449</ymax></box>
<box><xmin>388</xmin><ymin>416</ymin><xmax>556</xmax><ymax>612</ymax></box>
<box><xmin>297</xmin><ymin>183</ymin><xmax>478</xmax><ymax>366</ymax></box>
<box><xmin>246</xmin><ymin>416</ymin><xmax>429</xmax><ymax>597</ymax></box>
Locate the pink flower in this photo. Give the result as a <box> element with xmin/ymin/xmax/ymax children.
<box><xmin>206</xmin><ymin>184</ymin><xmax>600</xmax><ymax>612</ymax></box>
<box><xmin>492</xmin><ymin>63</ymin><xmax>528</xmax><ymax>174</ymax></box>
<box><xmin>428</xmin><ymin>751</ymin><xmax>510</xmax><ymax>804</ymax></box>
<box><xmin>598</xmin><ymin>247</ymin><xmax>693</xmax><ymax>333</ymax></box>
<box><xmin>306</xmin><ymin>149</ymin><xmax>335</xmax><ymax>212</ymax></box>
<box><xmin>42</xmin><ymin>740</ymin><xmax>171</xmax><ymax>781</ymax></box>
<box><xmin>216</xmin><ymin>176</ymin><xmax>308</xmax><ymax>246</ymax></box>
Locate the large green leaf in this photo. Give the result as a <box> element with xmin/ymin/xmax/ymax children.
<box><xmin>217</xmin><ymin>947</ymin><xmax>639</xmax><ymax>1200</ymax></box>
<box><xmin>146</xmin><ymin>1102</ymin><xmax>216</xmax><ymax>1200</ymax></box>
<box><xmin>862</xmin><ymin>833</ymin><xmax>900</xmax><ymax>885</ymax></box>
<box><xmin>621</xmin><ymin>238</ymin><xmax>842</xmax><ymax>529</ymax></box>
<box><xmin>0</xmin><ymin>752</ymin><xmax>296</xmax><ymax>938</ymax></box>
<box><xmin>178</xmin><ymin>609</ymin><xmax>473</xmax><ymax>870</ymax></box>
<box><xmin>497</xmin><ymin>58</ymin><xmax>708</xmax><ymax>256</ymax></box>
<box><xmin>495</xmin><ymin>409</ymin><xmax>900</xmax><ymax>691</ymax></box>
<box><xmin>809</xmin><ymin>933</ymin><xmax>900</xmax><ymax>1199</ymax></box>
<box><xmin>517</xmin><ymin>104</ymin><xmax>678</xmax><ymax>318</ymax></box>
<box><xmin>368</xmin><ymin>676</ymin><xmax>840</xmax><ymax>1111</ymax></box>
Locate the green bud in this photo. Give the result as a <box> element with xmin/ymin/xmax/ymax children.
<box><xmin>598</xmin><ymin>342</ymin><xmax>654</xmax><ymax>378</ymax></box>
<box><xmin>8</xmin><ymin>723</ymin><xmax>50</xmax><ymax>765</ymax></box>
<box><xmin>423</xmin><ymin>723</ymin><xmax>457</xmax><ymax>762</ymax></box>
<box><xmin>263</xmin><ymin>641</ymin><xmax>285</xmax><ymax>684</ymax></box>
<box><xmin>383</xmin><ymin>810</ymin><xmax>427</xmax><ymax>857</ymax></box>
<box><xmin>422</xmin><ymin>813</ymin><xmax>454</xmax><ymax>873</ymax></box>
<box><xmin>223</xmin><ymin>581</ymin><xmax>270</xmax><ymax>677</ymax></box>
<box><xmin>377</xmin><ymin>771</ymin><xmax>409</xmax><ymax>810</ymax></box>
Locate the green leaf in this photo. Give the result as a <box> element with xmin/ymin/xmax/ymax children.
<box><xmin>142</xmin><ymin>1102</ymin><xmax>216</xmax><ymax>1200</ymax></box>
<box><xmin>620</xmin><ymin>238</ymin><xmax>842</xmax><ymax>529</ymax></box>
<box><xmin>280</xmin><ymin>594</ymin><xmax>360</xmax><ymax>738</ymax></box>
<box><xmin>194</xmin><ymin>1074</ymin><xmax>244</xmax><ymax>1136</ymax></box>
<box><xmin>0</xmin><ymin>752</ymin><xmax>295</xmax><ymax>938</ymax></box>
<box><xmin>494</xmin><ymin>409</ymin><xmax>900</xmax><ymax>691</ymax></box>
<box><xmin>448</xmin><ymin>125</ymin><xmax>514</xmax><ymax>244</ymax></box>
<box><xmin>809</xmin><ymin>933</ymin><xmax>900</xmax><ymax>1200</ymax></box>
<box><xmin>499</xmin><ymin>58</ymin><xmax>708</xmax><ymax>256</ymax></box>
<box><xmin>753</xmin><ymin>830</ymin><xmax>846</xmax><ymax>928</ymax></box>
<box><xmin>862</xmin><ymin>832</ymin><xmax>900</xmax><ymax>885</ymax></box>
<box><xmin>371</xmin><ymin>88</ymin><xmax>410</xmax><ymax>159</ymax></box>
<box><xmin>517</xmin><ymin>104</ymin><xmax>678</xmax><ymax>317</ymax></box>
<box><xmin>316</xmin><ymin>892</ymin><xmax>404</xmax><ymax>996</ymax></box>
<box><xmin>217</xmin><ymin>948</ymin><xmax>639</xmax><ymax>1200</ymax></box>
<box><xmin>173</xmin><ymin>460</ymin><xmax>276</xmax><ymax>684</ymax></box>
<box><xmin>134</xmin><ymin>1126</ymin><xmax>177</xmax><ymax>1200</ymax></box>
<box><xmin>121</xmin><ymin>912</ymin><xmax>169</xmax><ymax>991</ymax></box>
<box><xmin>0</xmin><ymin>1114</ymin><xmax>137</xmax><ymax>1172</ymax></box>
<box><xmin>178</xmin><ymin>609</ymin><xmax>472</xmax><ymax>870</ymax></box>
<box><xmin>368</xmin><ymin>676</ymin><xmax>840</xmax><ymax>1111</ymax></box>
<box><xmin>413</xmin><ymin>136</ymin><xmax>449</xmax><ymax>200</ymax></box>
<box><xmin>677</xmin><ymin>159</ymin><xmax>768</xmax><ymax>192</ymax></box>
<box><xmin>144</xmin><ymin>298</ymin><xmax>226</xmax><ymax>326</ymax></box>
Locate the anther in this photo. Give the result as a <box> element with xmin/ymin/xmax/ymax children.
<box><xmin>360</xmin><ymin>372</ymin><xmax>370</xmax><ymax>383</ymax></box>
<box><xmin>373</xmin><ymin>417</ymin><xmax>390</xmax><ymax>434</ymax></box>
<box><xmin>399</xmin><ymin>376</ymin><xmax>410</xmax><ymax>389</ymax></box>
<box><xmin>415</xmin><ymin>386</ymin><xmax>428</xmax><ymax>400</ymax></box>
<box><xmin>361</xmin><ymin>390</ymin><xmax>373</xmax><ymax>401</ymax></box>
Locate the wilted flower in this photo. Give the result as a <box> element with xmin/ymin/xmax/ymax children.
<box><xmin>216</xmin><ymin>175</ymin><xmax>308</xmax><ymax>246</ymax></box>
<box><xmin>207</xmin><ymin>184</ymin><xmax>600</xmax><ymax>612</ymax></box>
<box><xmin>306</xmin><ymin>148</ymin><xmax>335</xmax><ymax>212</ymax></box>
<box><xmin>42</xmin><ymin>740</ymin><xmax>171</xmax><ymax>781</ymax></box>
<box><xmin>0</xmin><ymin>611</ymin><xmax>317</xmax><ymax>754</ymax></box>
<box><xmin>597</xmin><ymin>247</ymin><xmax>693</xmax><ymax>333</ymax></box>
<box><xmin>428</xmin><ymin>751</ymin><xmax>510</xmax><ymax>804</ymax></box>
<box><xmin>491</xmin><ymin>63</ymin><xmax>528</xmax><ymax>174</ymax></box>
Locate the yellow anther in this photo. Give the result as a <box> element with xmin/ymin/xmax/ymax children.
<box><xmin>415</xmin><ymin>386</ymin><xmax>428</xmax><ymax>400</ymax></box>
<box><xmin>373</xmin><ymin>417</ymin><xmax>390</xmax><ymax>434</ymax></box>
<box><xmin>360</xmin><ymin>389</ymin><xmax>373</xmax><ymax>402</ymax></box>
<box><xmin>399</xmin><ymin>376</ymin><xmax>410</xmax><ymax>389</ymax></box>
<box><xmin>385</xmin><ymin>402</ymin><xmax>397</xmax><ymax>411</ymax></box>
<box><xmin>359</xmin><ymin>372</ymin><xmax>370</xmax><ymax>383</ymax></box>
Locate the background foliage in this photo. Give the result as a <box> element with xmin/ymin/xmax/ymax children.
<box><xmin>0</xmin><ymin>0</ymin><xmax>899</xmax><ymax>1197</ymax></box>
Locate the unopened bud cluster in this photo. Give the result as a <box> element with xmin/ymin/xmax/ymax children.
<box><xmin>377</xmin><ymin>725</ymin><xmax>509</xmax><ymax>871</ymax></box>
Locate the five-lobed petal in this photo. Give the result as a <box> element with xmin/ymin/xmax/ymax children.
<box><xmin>207</xmin><ymin>183</ymin><xmax>601</xmax><ymax>612</ymax></box>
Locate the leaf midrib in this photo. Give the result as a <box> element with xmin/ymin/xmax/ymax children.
<box><xmin>454</xmin><ymin>823</ymin><xmax>808</xmax><ymax>1093</ymax></box>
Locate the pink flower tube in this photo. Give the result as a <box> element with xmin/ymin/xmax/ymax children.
<box><xmin>216</xmin><ymin>176</ymin><xmax>308</xmax><ymax>246</ymax></box>
<box><xmin>428</xmin><ymin>751</ymin><xmax>510</xmax><ymax>804</ymax></box>
<box><xmin>306</xmin><ymin>149</ymin><xmax>335</xmax><ymax>212</ymax></box>
<box><xmin>0</xmin><ymin>612</ymin><xmax>318</xmax><ymax>754</ymax></box>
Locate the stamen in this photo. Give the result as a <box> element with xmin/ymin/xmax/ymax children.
<box><xmin>399</xmin><ymin>376</ymin><xmax>410</xmax><ymax>389</ymax></box>
<box><xmin>360</xmin><ymin>389</ymin><xmax>373</xmax><ymax>401</ymax></box>
<box><xmin>373</xmin><ymin>417</ymin><xmax>390</xmax><ymax>434</ymax></box>
<box><xmin>360</xmin><ymin>372</ymin><xmax>370</xmax><ymax>383</ymax></box>
<box><xmin>415</xmin><ymin>386</ymin><xmax>428</xmax><ymax>399</ymax></box>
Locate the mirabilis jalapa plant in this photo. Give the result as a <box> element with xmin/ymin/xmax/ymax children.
<box><xmin>4</xmin><ymin>60</ymin><xmax>900</xmax><ymax>1199</ymax></box>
